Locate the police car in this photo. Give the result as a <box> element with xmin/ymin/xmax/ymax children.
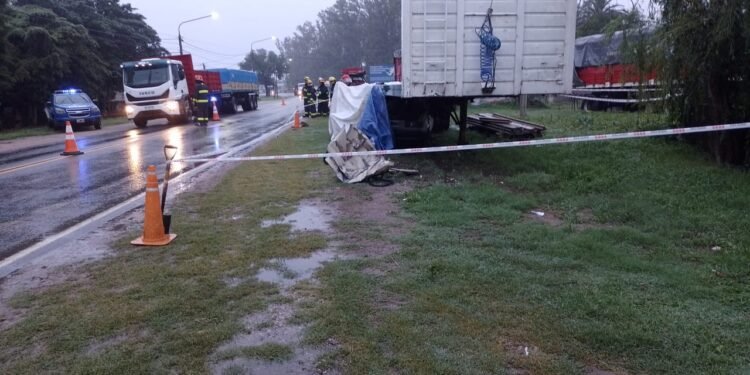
<box><xmin>45</xmin><ymin>89</ymin><xmax>102</xmax><ymax>130</ymax></box>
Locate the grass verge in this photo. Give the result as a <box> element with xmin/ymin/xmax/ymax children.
<box><xmin>0</xmin><ymin>117</ymin><xmax>127</xmax><ymax>141</ymax></box>
<box><xmin>307</xmin><ymin>103</ymin><xmax>750</xmax><ymax>374</ymax></box>
<box><xmin>0</xmin><ymin>117</ymin><xmax>334</xmax><ymax>373</ymax></box>
<box><xmin>0</xmin><ymin>126</ymin><xmax>55</xmax><ymax>141</ymax></box>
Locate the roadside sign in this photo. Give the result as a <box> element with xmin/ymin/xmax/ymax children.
<box><xmin>369</xmin><ymin>65</ymin><xmax>395</xmax><ymax>83</ymax></box>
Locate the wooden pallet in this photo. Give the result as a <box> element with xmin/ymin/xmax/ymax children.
<box><xmin>467</xmin><ymin>113</ymin><xmax>546</xmax><ymax>138</ymax></box>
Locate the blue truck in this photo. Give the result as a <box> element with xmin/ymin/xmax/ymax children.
<box><xmin>206</xmin><ymin>68</ymin><xmax>260</xmax><ymax>114</ymax></box>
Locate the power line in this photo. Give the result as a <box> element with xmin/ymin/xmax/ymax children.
<box><xmin>181</xmin><ymin>40</ymin><xmax>248</xmax><ymax>58</ymax></box>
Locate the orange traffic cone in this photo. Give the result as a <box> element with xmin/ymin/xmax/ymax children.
<box><xmin>212</xmin><ymin>102</ymin><xmax>221</xmax><ymax>121</ymax></box>
<box><xmin>132</xmin><ymin>165</ymin><xmax>177</xmax><ymax>246</ymax></box>
<box><xmin>292</xmin><ymin>111</ymin><xmax>301</xmax><ymax>130</ymax></box>
<box><xmin>60</xmin><ymin>121</ymin><xmax>84</xmax><ymax>156</ymax></box>
<box><xmin>281</xmin><ymin>97</ymin><xmax>286</xmax><ymax>106</ymax></box>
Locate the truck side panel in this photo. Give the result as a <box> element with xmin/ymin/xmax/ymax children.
<box><xmin>402</xmin><ymin>0</ymin><xmax>577</xmax><ymax>98</ymax></box>
<box><xmin>194</xmin><ymin>70</ymin><xmax>223</xmax><ymax>94</ymax></box>
<box><xmin>210</xmin><ymin>69</ymin><xmax>259</xmax><ymax>93</ymax></box>
<box><xmin>166</xmin><ymin>54</ymin><xmax>196</xmax><ymax>97</ymax></box>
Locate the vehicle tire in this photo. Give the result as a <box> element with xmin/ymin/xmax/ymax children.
<box><xmin>226</xmin><ymin>97</ymin><xmax>237</xmax><ymax>114</ymax></box>
<box><xmin>134</xmin><ymin>118</ymin><xmax>147</xmax><ymax>128</ymax></box>
<box><xmin>241</xmin><ymin>96</ymin><xmax>251</xmax><ymax>111</ymax></box>
<box><xmin>94</xmin><ymin>119</ymin><xmax>102</xmax><ymax>130</ymax></box>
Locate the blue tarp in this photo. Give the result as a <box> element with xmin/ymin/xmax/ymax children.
<box><xmin>356</xmin><ymin>86</ymin><xmax>394</xmax><ymax>150</ymax></box>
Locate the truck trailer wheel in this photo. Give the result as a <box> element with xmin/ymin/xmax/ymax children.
<box><xmin>225</xmin><ymin>97</ymin><xmax>238</xmax><ymax>114</ymax></box>
<box><xmin>134</xmin><ymin>118</ymin><xmax>147</xmax><ymax>128</ymax></box>
<box><xmin>241</xmin><ymin>96</ymin><xmax>251</xmax><ymax>111</ymax></box>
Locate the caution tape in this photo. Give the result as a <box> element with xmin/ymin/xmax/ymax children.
<box><xmin>562</xmin><ymin>94</ymin><xmax>665</xmax><ymax>104</ymax></box>
<box><xmin>174</xmin><ymin>122</ymin><xmax>750</xmax><ymax>163</ymax></box>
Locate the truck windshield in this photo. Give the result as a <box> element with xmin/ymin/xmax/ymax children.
<box><xmin>123</xmin><ymin>66</ymin><xmax>170</xmax><ymax>88</ymax></box>
<box><xmin>54</xmin><ymin>94</ymin><xmax>91</xmax><ymax>105</ymax></box>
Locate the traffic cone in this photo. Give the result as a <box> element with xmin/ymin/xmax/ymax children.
<box><xmin>212</xmin><ymin>102</ymin><xmax>221</xmax><ymax>121</ymax></box>
<box><xmin>292</xmin><ymin>111</ymin><xmax>301</xmax><ymax>130</ymax></box>
<box><xmin>132</xmin><ymin>165</ymin><xmax>177</xmax><ymax>246</ymax></box>
<box><xmin>60</xmin><ymin>121</ymin><xmax>84</xmax><ymax>156</ymax></box>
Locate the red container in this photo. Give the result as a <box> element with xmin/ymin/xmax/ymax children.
<box><xmin>577</xmin><ymin>64</ymin><xmax>657</xmax><ymax>87</ymax></box>
<box><xmin>166</xmin><ymin>54</ymin><xmax>196</xmax><ymax>96</ymax></box>
<box><xmin>194</xmin><ymin>70</ymin><xmax>222</xmax><ymax>94</ymax></box>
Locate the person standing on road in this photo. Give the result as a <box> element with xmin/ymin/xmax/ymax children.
<box><xmin>317</xmin><ymin>77</ymin><xmax>330</xmax><ymax>116</ymax></box>
<box><xmin>193</xmin><ymin>79</ymin><xmax>210</xmax><ymax>127</ymax></box>
<box><xmin>302</xmin><ymin>77</ymin><xmax>317</xmax><ymax>118</ymax></box>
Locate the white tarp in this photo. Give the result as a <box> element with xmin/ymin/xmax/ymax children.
<box><xmin>328</xmin><ymin>83</ymin><xmax>373</xmax><ymax>137</ymax></box>
<box><xmin>326</xmin><ymin>83</ymin><xmax>393</xmax><ymax>183</ymax></box>
<box><xmin>325</xmin><ymin>126</ymin><xmax>393</xmax><ymax>184</ymax></box>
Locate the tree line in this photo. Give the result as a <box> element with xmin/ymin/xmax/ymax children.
<box><xmin>0</xmin><ymin>0</ymin><xmax>164</xmax><ymax>128</ymax></box>
<box><xmin>280</xmin><ymin>0</ymin><xmax>400</xmax><ymax>87</ymax></box>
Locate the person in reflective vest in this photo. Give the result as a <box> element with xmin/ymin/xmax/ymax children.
<box><xmin>302</xmin><ymin>77</ymin><xmax>317</xmax><ymax>118</ymax></box>
<box><xmin>317</xmin><ymin>77</ymin><xmax>330</xmax><ymax>116</ymax></box>
<box><xmin>193</xmin><ymin>79</ymin><xmax>210</xmax><ymax>126</ymax></box>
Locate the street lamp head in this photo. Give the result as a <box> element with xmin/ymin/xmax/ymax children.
<box><xmin>210</xmin><ymin>11</ymin><xmax>220</xmax><ymax>20</ymax></box>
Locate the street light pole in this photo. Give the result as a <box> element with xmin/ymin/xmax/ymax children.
<box><xmin>178</xmin><ymin>12</ymin><xmax>219</xmax><ymax>55</ymax></box>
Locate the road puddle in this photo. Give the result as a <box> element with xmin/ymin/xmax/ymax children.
<box><xmin>256</xmin><ymin>249</ymin><xmax>337</xmax><ymax>288</ymax></box>
<box><xmin>261</xmin><ymin>200</ymin><xmax>334</xmax><ymax>232</ymax></box>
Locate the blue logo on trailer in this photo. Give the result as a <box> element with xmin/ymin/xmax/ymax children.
<box><xmin>369</xmin><ymin>65</ymin><xmax>395</xmax><ymax>83</ymax></box>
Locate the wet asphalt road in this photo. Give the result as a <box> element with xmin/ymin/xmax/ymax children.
<box><xmin>0</xmin><ymin>99</ymin><xmax>299</xmax><ymax>259</ymax></box>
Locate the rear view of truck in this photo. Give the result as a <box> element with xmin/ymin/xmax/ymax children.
<box><xmin>388</xmin><ymin>0</ymin><xmax>577</xmax><ymax>142</ymax></box>
<box><xmin>207</xmin><ymin>69</ymin><xmax>259</xmax><ymax>114</ymax></box>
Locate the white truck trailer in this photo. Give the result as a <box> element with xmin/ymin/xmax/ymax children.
<box><xmin>387</xmin><ymin>0</ymin><xmax>577</xmax><ymax>143</ymax></box>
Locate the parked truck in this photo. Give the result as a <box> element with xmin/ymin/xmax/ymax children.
<box><xmin>121</xmin><ymin>54</ymin><xmax>259</xmax><ymax>128</ymax></box>
<box><xmin>386</xmin><ymin>0</ymin><xmax>577</xmax><ymax>143</ymax></box>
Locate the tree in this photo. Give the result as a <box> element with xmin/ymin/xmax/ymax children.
<box><xmin>239</xmin><ymin>48</ymin><xmax>289</xmax><ymax>95</ymax></box>
<box><xmin>0</xmin><ymin>0</ymin><xmax>165</xmax><ymax>128</ymax></box>
<box><xmin>577</xmin><ymin>0</ymin><xmax>627</xmax><ymax>36</ymax></box>
<box><xmin>655</xmin><ymin>0</ymin><xmax>750</xmax><ymax>165</ymax></box>
<box><xmin>281</xmin><ymin>0</ymin><xmax>401</xmax><ymax>87</ymax></box>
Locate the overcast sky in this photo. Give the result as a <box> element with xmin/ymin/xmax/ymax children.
<box><xmin>125</xmin><ymin>0</ymin><xmax>640</xmax><ymax>69</ymax></box>
<box><xmin>124</xmin><ymin>0</ymin><xmax>336</xmax><ymax>69</ymax></box>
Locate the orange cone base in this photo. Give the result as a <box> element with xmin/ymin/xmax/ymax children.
<box><xmin>61</xmin><ymin>150</ymin><xmax>84</xmax><ymax>156</ymax></box>
<box><xmin>131</xmin><ymin>233</ymin><xmax>176</xmax><ymax>246</ymax></box>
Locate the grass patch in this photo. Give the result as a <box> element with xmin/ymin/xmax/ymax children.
<box><xmin>0</xmin><ymin>117</ymin><xmax>334</xmax><ymax>373</ymax></box>
<box><xmin>102</xmin><ymin>116</ymin><xmax>127</xmax><ymax>127</ymax></box>
<box><xmin>215</xmin><ymin>343</ymin><xmax>294</xmax><ymax>362</ymax></box>
<box><xmin>0</xmin><ymin>126</ymin><xmax>55</xmax><ymax>140</ymax></box>
<box><xmin>310</xmin><ymin>103</ymin><xmax>750</xmax><ymax>374</ymax></box>
<box><xmin>0</xmin><ymin>117</ymin><xmax>126</xmax><ymax>141</ymax></box>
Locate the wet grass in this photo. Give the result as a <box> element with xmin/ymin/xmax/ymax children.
<box><xmin>215</xmin><ymin>343</ymin><xmax>294</xmax><ymax>362</ymax></box>
<box><xmin>0</xmin><ymin>117</ymin><xmax>127</xmax><ymax>141</ymax></box>
<box><xmin>308</xmin><ymin>103</ymin><xmax>750</xmax><ymax>374</ymax></box>
<box><xmin>0</xmin><ymin>118</ymin><xmax>334</xmax><ymax>373</ymax></box>
<box><xmin>0</xmin><ymin>126</ymin><xmax>55</xmax><ymax>141</ymax></box>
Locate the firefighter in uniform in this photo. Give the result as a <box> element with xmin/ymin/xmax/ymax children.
<box><xmin>193</xmin><ymin>79</ymin><xmax>210</xmax><ymax>126</ymax></box>
<box><xmin>317</xmin><ymin>77</ymin><xmax>330</xmax><ymax>116</ymax></box>
<box><xmin>329</xmin><ymin>76</ymin><xmax>337</xmax><ymax>100</ymax></box>
<box><xmin>302</xmin><ymin>77</ymin><xmax>317</xmax><ymax>118</ymax></box>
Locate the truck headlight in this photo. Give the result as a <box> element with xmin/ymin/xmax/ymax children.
<box><xmin>55</xmin><ymin>107</ymin><xmax>66</xmax><ymax>115</ymax></box>
<box><xmin>165</xmin><ymin>100</ymin><xmax>179</xmax><ymax>111</ymax></box>
<box><xmin>125</xmin><ymin>105</ymin><xmax>135</xmax><ymax>115</ymax></box>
